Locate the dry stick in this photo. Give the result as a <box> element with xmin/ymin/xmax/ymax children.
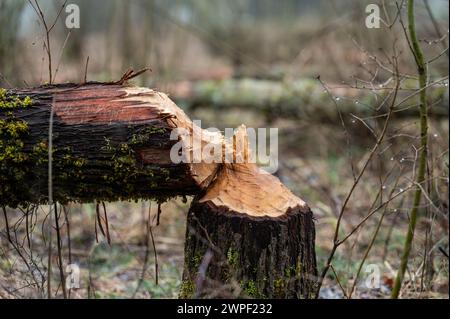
<box><xmin>345</xmin><ymin>164</ymin><xmax>394</xmax><ymax>272</ymax></box>
<box><xmin>113</xmin><ymin>67</ymin><xmax>151</xmax><ymax>85</ymax></box>
<box><xmin>0</xmin><ymin>72</ymin><xmax>13</xmax><ymax>88</ymax></box>
<box><xmin>29</xmin><ymin>0</ymin><xmax>51</xmax><ymax>83</ymax></box>
<box><xmin>132</xmin><ymin>202</ymin><xmax>151</xmax><ymax>298</ymax></box>
<box><xmin>392</xmin><ymin>0</ymin><xmax>429</xmax><ymax>299</ymax></box>
<box><xmin>132</xmin><ymin>202</ymin><xmax>159</xmax><ymax>298</ymax></box>
<box><xmin>1</xmin><ymin>222</ymin><xmax>43</xmax><ymax>294</ymax></box>
<box><xmin>348</xmin><ymin>169</ymin><xmax>403</xmax><ymax>298</ymax></box>
<box><xmin>62</xmin><ymin>205</ymin><xmax>72</xmax><ymax>298</ymax></box>
<box><xmin>62</xmin><ymin>206</ymin><xmax>72</xmax><ymax>265</ymax></box>
<box><xmin>317</xmin><ymin>76</ymin><xmax>357</xmax><ymax>180</ymax></box>
<box><xmin>102</xmin><ymin>202</ymin><xmax>111</xmax><ymax>245</ymax></box>
<box><xmin>344</xmin><ymin>163</ymin><xmax>395</xmax><ymax>288</ymax></box>
<box><xmin>156</xmin><ymin>203</ymin><xmax>162</xmax><ymax>226</ymax></box>
<box><xmin>149</xmin><ymin>203</ymin><xmax>159</xmax><ymax>285</ymax></box>
<box><xmin>83</xmin><ymin>56</ymin><xmax>90</xmax><ymax>83</ymax></box>
<box><xmin>382</xmin><ymin>200</ymin><xmax>402</xmax><ymax>262</ymax></box>
<box><xmin>8</xmin><ymin>206</ymin><xmax>46</xmax><ymax>293</ymax></box>
<box><xmin>46</xmin><ymin>98</ymin><xmax>54</xmax><ymax>299</ymax></box>
<box><xmin>25</xmin><ymin>207</ymin><xmax>32</xmax><ymax>250</ymax></box>
<box><xmin>339</xmin><ymin>185</ymin><xmax>414</xmax><ymax>245</ymax></box>
<box><xmin>149</xmin><ymin>225</ymin><xmax>158</xmax><ymax>286</ymax></box>
<box><xmin>95</xmin><ymin>202</ymin><xmax>106</xmax><ymax>239</ymax></box>
<box><xmin>438</xmin><ymin>247</ymin><xmax>449</xmax><ymax>258</ymax></box>
<box><xmin>427</xmin><ymin>47</ymin><xmax>449</xmax><ymax>64</ymax></box>
<box><xmin>24</xmin><ymin>207</ymin><xmax>36</xmax><ymax>288</ymax></box>
<box><xmin>28</xmin><ymin>0</ymin><xmax>68</xmax><ymax>84</ymax></box>
<box><xmin>2</xmin><ymin>206</ymin><xmax>12</xmax><ymax>244</ymax></box>
<box><xmin>52</xmin><ymin>30</ymin><xmax>72</xmax><ymax>83</ymax></box>
<box><xmin>40</xmin><ymin>210</ymin><xmax>50</xmax><ymax>246</ymax></box>
<box><xmin>94</xmin><ymin>211</ymin><xmax>99</xmax><ymax>243</ymax></box>
<box><xmin>315</xmin><ymin>67</ymin><xmax>401</xmax><ymax>297</ymax></box>
<box><xmin>87</xmin><ymin>245</ymin><xmax>97</xmax><ymax>299</ymax></box>
<box><xmin>423</xmin><ymin>0</ymin><xmax>449</xmax><ymax>58</ymax></box>
<box><xmin>330</xmin><ymin>264</ymin><xmax>348</xmax><ymax>298</ymax></box>
<box><xmin>54</xmin><ymin>204</ymin><xmax>67</xmax><ymax>299</ymax></box>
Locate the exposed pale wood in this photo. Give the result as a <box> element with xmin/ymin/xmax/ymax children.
<box><xmin>198</xmin><ymin>126</ymin><xmax>305</xmax><ymax>218</ymax></box>
<box><xmin>180</xmin><ymin>125</ymin><xmax>317</xmax><ymax>299</ymax></box>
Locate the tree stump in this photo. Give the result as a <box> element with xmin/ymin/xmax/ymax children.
<box><xmin>181</xmin><ymin>162</ymin><xmax>317</xmax><ymax>299</ymax></box>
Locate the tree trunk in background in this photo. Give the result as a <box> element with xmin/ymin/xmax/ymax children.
<box><xmin>169</xmin><ymin>78</ymin><xmax>449</xmax><ymax>122</ymax></box>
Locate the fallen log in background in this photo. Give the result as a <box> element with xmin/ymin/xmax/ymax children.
<box><xmin>1</xmin><ymin>83</ymin><xmax>317</xmax><ymax>298</ymax></box>
<box><xmin>169</xmin><ymin>78</ymin><xmax>449</xmax><ymax>121</ymax></box>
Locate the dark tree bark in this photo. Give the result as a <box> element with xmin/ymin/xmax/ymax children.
<box><xmin>180</xmin><ymin>163</ymin><xmax>317</xmax><ymax>299</ymax></box>
<box><xmin>0</xmin><ymin>83</ymin><xmax>216</xmax><ymax>207</ymax></box>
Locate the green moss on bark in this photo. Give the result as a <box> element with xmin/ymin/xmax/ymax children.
<box><xmin>0</xmin><ymin>88</ymin><xmax>32</xmax><ymax>109</ymax></box>
<box><xmin>179</xmin><ymin>280</ymin><xmax>195</xmax><ymax>299</ymax></box>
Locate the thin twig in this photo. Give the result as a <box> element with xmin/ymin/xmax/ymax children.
<box><xmin>315</xmin><ymin>59</ymin><xmax>401</xmax><ymax>297</ymax></box>
<box><xmin>348</xmin><ymin>170</ymin><xmax>403</xmax><ymax>298</ymax></box>
<box><xmin>83</xmin><ymin>56</ymin><xmax>90</xmax><ymax>83</ymax></box>
<box><xmin>113</xmin><ymin>67</ymin><xmax>151</xmax><ymax>85</ymax></box>
<box><xmin>2</xmin><ymin>206</ymin><xmax>12</xmax><ymax>244</ymax></box>
<box><xmin>62</xmin><ymin>205</ymin><xmax>72</xmax><ymax>298</ymax></box>
<box><xmin>330</xmin><ymin>264</ymin><xmax>348</xmax><ymax>298</ymax></box>
<box><xmin>95</xmin><ymin>202</ymin><xmax>106</xmax><ymax>239</ymax></box>
<box><xmin>132</xmin><ymin>202</ymin><xmax>159</xmax><ymax>298</ymax></box>
<box><xmin>46</xmin><ymin>97</ymin><xmax>55</xmax><ymax>299</ymax></box>
<box><xmin>54</xmin><ymin>204</ymin><xmax>67</xmax><ymax>298</ymax></box>
<box><xmin>156</xmin><ymin>203</ymin><xmax>162</xmax><ymax>226</ymax></box>
<box><xmin>102</xmin><ymin>202</ymin><xmax>111</xmax><ymax>245</ymax></box>
<box><xmin>423</xmin><ymin>0</ymin><xmax>449</xmax><ymax>58</ymax></box>
<box><xmin>53</xmin><ymin>30</ymin><xmax>72</xmax><ymax>83</ymax></box>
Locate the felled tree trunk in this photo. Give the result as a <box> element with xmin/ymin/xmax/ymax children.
<box><xmin>1</xmin><ymin>81</ymin><xmax>317</xmax><ymax>298</ymax></box>
<box><xmin>0</xmin><ymin>83</ymin><xmax>216</xmax><ymax>207</ymax></box>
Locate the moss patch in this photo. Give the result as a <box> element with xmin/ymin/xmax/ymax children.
<box><xmin>0</xmin><ymin>88</ymin><xmax>33</xmax><ymax>109</ymax></box>
<box><xmin>179</xmin><ymin>280</ymin><xmax>195</xmax><ymax>299</ymax></box>
<box><xmin>241</xmin><ymin>280</ymin><xmax>265</xmax><ymax>298</ymax></box>
<box><xmin>226</xmin><ymin>247</ymin><xmax>238</xmax><ymax>268</ymax></box>
<box><xmin>0</xmin><ymin>117</ymin><xmax>32</xmax><ymax>207</ymax></box>
<box><xmin>0</xmin><ymin>112</ymin><xmax>174</xmax><ymax>206</ymax></box>
<box><xmin>274</xmin><ymin>278</ymin><xmax>285</xmax><ymax>297</ymax></box>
